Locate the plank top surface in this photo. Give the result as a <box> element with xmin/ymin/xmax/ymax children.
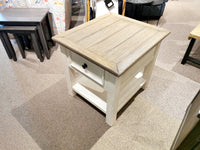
<box><xmin>0</xmin><ymin>8</ymin><xmax>49</xmax><ymax>23</ymax></box>
<box><xmin>53</xmin><ymin>13</ymin><xmax>170</xmax><ymax>76</ymax></box>
<box><xmin>189</xmin><ymin>24</ymin><xmax>200</xmax><ymax>40</ymax></box>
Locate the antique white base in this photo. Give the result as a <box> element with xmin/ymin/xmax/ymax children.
<box><xmin>60</xmin><ymin>43</ymin><xmax>160</xmax><ymax>126</ymax></box>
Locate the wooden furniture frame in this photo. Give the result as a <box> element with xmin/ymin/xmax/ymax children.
<box><xmin>53</xmin><ymin>13</ymin><xmax>169</xmax><ymax>126</ymax></box>
<box><xmin>181</xmin><ymin>24</ymin><xmax>200</xmax><ymax>65</ymax></box>
<box><xmin>0</xmin><ymin>8</ymin><xmax>54</xmax><ymax>59</ymax></box>
<box><xmin>171</xmin><ymin>90</ymin><xmax>200</xmax><ymax>150</ymax></box>
<box><xmin>0</xmin><ymin>26</ymin><xmax>44</xmax><ymax>62</ymax></box>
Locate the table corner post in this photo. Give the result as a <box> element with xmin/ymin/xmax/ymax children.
<box><xmin>60</xmin><ymin>46</ymin><xmax>76</xmax><ymax>96</ymax></box>
<box><xmin>104</xmin><ymin>71</ymin><xmax>121</xmax><ymax>126</ymax></box>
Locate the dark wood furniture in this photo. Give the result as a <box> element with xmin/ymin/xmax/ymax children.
<box><xmin>151</xmin><ymin>0</ymin><xmax>164</xmax><ymax>25</ymax></box>
<box><xmin>0</xmin><ymin>8</ymin><xmax>54</xmax><ymax>59</ymax></box>
<box><xmin>119</xmin><ymin>0</ymin><xmax>168</xmax><ymax>21</ymax></box>
<box><xmin>0</xmin><ymin>26</ymin><xmax>44</xmax><ymax>62</ymax></box>
<box><xmin>0</xmin><ymin>30</ymin><xmax>16</xmax><ymax>61</ymax></box>
<box><xmin>125</xmin><ymin>0</ymin><xmax>153</xmax><ymax>20</ymax></box>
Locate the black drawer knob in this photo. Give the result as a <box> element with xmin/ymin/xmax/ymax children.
<box><xmin>197</xmin><ymin>110</ymin><xmax>200</xmax><ymax>119</ymax></box>
<box><xmin>82</xmin><ymin>63</ymin><xmax>87</xmax><ymax>69</ymax></box>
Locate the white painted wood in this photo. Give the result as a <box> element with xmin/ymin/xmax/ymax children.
<box><xmin>119</xmin><ymin>47</ymin><xmax>155</xmax><ymax>88</ymax></box>
<box><xmin>118</xmin><ymin>78</ymin><xmax>145</xmax><ymax>111</ymax></box>
<box><xmin>59</xmin><ymin>37</ymin><xmax>161</xmax><ymax>126</ymax></box>
<box><xmin>60</xmin><ymin>46</ymin><xmax>77</xmax><ymax>96</ymax></box>
<box><xmin>171</xmin><ymin>104</ymin><xmax>192</xmax><ymax>150</ymax></box>
<box><xmin>104</xmin><ymin>71</ymin><xmax>121</xmax><ymax>126</ymax></box>
<box><xmin>73</xmin><ymin>83</ymin><xmax>107</xmax><ymax>113</ymax></box>
<box><xmin>171</xmin><ymin>91</ymin><xmax>200</xmax><ymax>150</ymax></box>
<box><xmin>70</xmin><ymin>51</ymin><xmax>105</xmax><ymax>86</ymax></box>
<box><xmin>77</xmin><ymin>76</ymin><xmax>107</xmax><ymax>101</ymax></box>
<box><xmin>115</xmin><ymin>46</ymin><xmax>155</xmax><ymax>111</ymax></box>
<box><xmin>54</xmin><ymin>14</ymin><xmax>169</xmax><ymax>126</ymax></box>
<box><xmin>142</xmin><ymin>43</ymin><xmax>161</xmax><ymax>89</ymax></box>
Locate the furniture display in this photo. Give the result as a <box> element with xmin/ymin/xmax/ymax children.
<box><xmin>119</xmin><ymin>0</ymin><xmax>168</xmax><ymax>20</ymax></box>
<box><xmin>181</xmin><ymin>24</ymin><xmax>200</xmax><ymax>66</ymax></box>
<box><xmin>53</xmin><ymin>13</ymin><xmax>169</xmax><ymax>126</ymax></box>
<box><xmin>171</xmin><ymin>90</ymin><xmax>200</xmax><ymax>150</ymax></box>
<box><xmin>150</xmin><ymin>0</ymin><xmax>163</xmax><ymax>25</ymax></box>
<box><xmin>0</xmin><ymin>26</ymin><xmax>44</xmax><ymax>62</ymax></box>
<box><xmin>125</xmin><ymin>0</ymin><xmax>153</xmax><ymax>20</ymax></box>
<box><xmin>0</xmin><ymin>8</ymin><xmax>54</xmax><ymax>60</ymax></box>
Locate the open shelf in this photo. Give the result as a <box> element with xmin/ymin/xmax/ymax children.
<box><xmin>73</xmin><ymin>76</ymin><xmax>107</xmax><ymax>113</ymax></box>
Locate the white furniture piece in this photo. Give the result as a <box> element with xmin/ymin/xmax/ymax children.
<box><xmin>53</xmin><ymin>13</ymin><xmax>169</xmax><ymax>126</ymax></box>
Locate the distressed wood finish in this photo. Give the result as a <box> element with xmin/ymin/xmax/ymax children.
<box><xmin>53</xmin><ymin>13</ymin><xmax>169</xmax><ymax>126</ymax></box>
<box><xmin>53</xmin><ymin>13</ymin><xmax>169</xmax><ymax>76</ymax></box>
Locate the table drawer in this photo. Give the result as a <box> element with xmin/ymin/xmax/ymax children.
<box><xmin>70</xmin><ymin>51</ymin><xmax>104</xmax><ymax>86</ymax></box>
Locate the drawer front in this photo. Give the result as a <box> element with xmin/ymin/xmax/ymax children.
<box><xmin>70</xmin><ymin>51</ymin><xmax>104</xmax><ymax>86</ymax></box>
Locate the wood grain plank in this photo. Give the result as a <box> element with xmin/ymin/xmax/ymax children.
<box><xmin>104</xmin><ymin>27</ymin><xmax>157</xmax><ymax>61</ymax></box>
<box><xmin>110</xmin><ymin>12</ymin><xmax>169</xmax><ymax>33</ymax></box>
<box><xmin>63</xmin><ymin>15</ymin><xmax>119</xmax><ymax>42</ymax></box>
<box><xmin>54</xmin><ymin>13</ymin><xmax>110</xmax><ymax>37</ymax></box>
<box><xmin>88</xmin><ymin>23</ymin><xmax>143</xmax><ymax>55</ymax></box>
<box><xmin>78</xmin><ymin>20</ymin><xmax>130</xmax><ymax>48</ymax></box>
<box><xmin>53</xmin><ymin>13</ymin><xmax>170</xmax><ymax>76</ymax></box>
<box><xmin>117</xmin><ymin>31</ymin><xmax>169</xmax><ymax>75</ymax></box>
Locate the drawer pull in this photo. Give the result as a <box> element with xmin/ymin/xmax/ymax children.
<box><xmin>82</xmin><ymin>63</ymin><xmax>88</xmax><ymax>69</ymax></box>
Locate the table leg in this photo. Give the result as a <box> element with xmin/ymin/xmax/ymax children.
<box><xmin>104</xmin><ymin>71</ymin><xmax>120</xmax><ymax>126</ymax></box>
<box><xmin>61</xmin><ymin>46</ymin><xmax>76</xmax><ymax>96</ymax></box>
<box><xmin>23</xmin><ymin>35</ymin><xmax>31</xmax><ymax>49</ymax></box>
<box><xmin>14</xmin><ymin>34</ymin><xmax>26</xmax><ymax>58</ymax></box>
<box><xmin>2</xmin><ymin>31</ymin><xmax>17</xmax><ymax>61</ymax></box>
<box><xmin>46</xmin><ymin>13</ymin><xmax>55</xmax><ymax>46</ymax></box>
<box><xmin>37</xmin><ymin>24</ymin><xmax>50</xmax><ymax>59</ymax></box>
<box><xmin>31</xmin><ymin>32</ymin><xmax>44</xmax><ymax>62</ymax></box>
<box><xmin>142</xmin><ymin>43</ymin><xmax>160</xmax><ymax>89</ymax></box>
<box><xmin>0</xmin><ymin>32</ymin><xmax>12</xmax><ymax>59</ymax></box>
<box><xmin>181</xmin><ymin>38</ymin><xmax>196</xmax><ymax>64</ymax></box>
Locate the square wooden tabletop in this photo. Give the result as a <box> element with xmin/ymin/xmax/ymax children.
<box><xmin>0</xmin><ymin>8</ymin><xmax>49</xmax><ymax>23</ymax></box>
<box><xmin>53</xmin><ymin>13</ymin><xmax>170</xmax><ymax>76</ymax></box>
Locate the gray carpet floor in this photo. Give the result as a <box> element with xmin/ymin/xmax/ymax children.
<box><xmin>0</xmin><ymin>0</ymin><xmax>200</xmax><ymax>150</ymax></box>
<box><xmin>12</xmin><ymin>79</ymin><xmax>109</xmax><ymax>150</ymax></box>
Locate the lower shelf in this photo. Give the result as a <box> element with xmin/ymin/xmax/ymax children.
<box><xmin>72</xmin><ymin>72</ymin><xmax>146</xmax><ymax>114</ymax></box>
<box><xmin>73</xmin><ymin>83</ymin><xmax>107</xmax><ymax>113</ymax></box>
